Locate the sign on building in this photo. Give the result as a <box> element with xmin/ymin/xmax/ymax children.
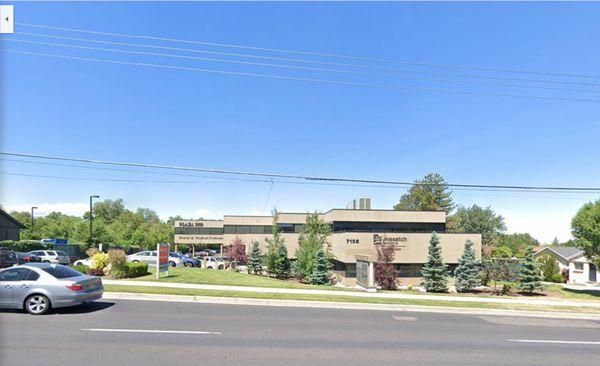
<box><xmin>156</xmin><ymin>243</ymin><xmax>170</xmax><ymax>279</ymax></box>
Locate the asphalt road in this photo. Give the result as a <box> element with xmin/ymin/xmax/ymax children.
<box><xmin>1</xmin><ymin>299</ymin><xmax>599</xmax><ymax>366</ymax></box>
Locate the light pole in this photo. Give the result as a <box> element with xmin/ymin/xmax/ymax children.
<box><xmin>89</xmin><ymin>195</ymin><xmax>100</xmax><ymax>244</ymax></box>
<box><xmin>30</xmin><ymin>206</ymin><xmax>38</xmax><ymax>229</ymax></box>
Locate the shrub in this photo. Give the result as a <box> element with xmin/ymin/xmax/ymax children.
<box><xmin>539</xmin><ymin>255</ymin><xmax>560</xmax><ymax>282</ymax></box>
<box><xmin>492</xmin><ymin>245</ymin><xmax>513</xmax><ymax>258</ymax></box>
<box><xmin>107</xmin><ymin>249</ymin><xmax>126</xmax><ymax>269</ymax></box>
<box><xmin>125</xmin><ymin>262</ymin><xmax>149</xmax><ymax>278</ymax></box>
<box><xmin>91</xmin><ymin>252</ymin><xmax>109</xmax><ymax>270</ymax></box>
<box><xmin>561</xmin><ymin>268</ymin><xmax>569</xmax><ymax>283</ymax></box>
<box><xmin>501</xmin><ymin>283</ymin><xmax>514</xmax><ymax>295</ymax></box>
<box><xmin>85</xmin><ymin>247</ymin><xmax>100</xmax><ymax>258</ymax></box>
<box><xmin>0</xmin><ymin>240</ymin><xmax>45</xmax><ymax>252</ymax></box>
<box><xmin>375</xmin><ymin>242</ymin><xmax>398</xmax><ymax>290</ymax></box>
<box><xmin>87</xmin><ymin>268</ymin><xmax>104</xmax><ymax>276</ymax></box>
<box><xmin>551</xmin><ymin>273</ymin><xmax>565</xmax><ymax>283</ymax></box>
<box><xmin>71</xmin><ymin>264</ymin><xmax>90</xmax><ymax>274</ymax></box>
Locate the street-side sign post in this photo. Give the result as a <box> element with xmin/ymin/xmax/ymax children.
<box><xmin>157</xmin><ymin>243</ymin><xmax>170</xmax><ymax>279</ymax></box>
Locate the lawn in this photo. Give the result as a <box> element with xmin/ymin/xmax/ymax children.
<box><xmin>103</xmin><ymin>284</ymin><xmax>600</xmax><ymax>314</ymax></box>
<box><xmin>129</xmin><ymin>267</ymin><xmax>351</xmax><ymax>291</ymax></box>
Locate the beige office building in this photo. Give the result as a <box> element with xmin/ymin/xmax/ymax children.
<box><xmin>174</xmin><ymin>209</ymin><xmax>481</xmax><ymax>285</ymax></box>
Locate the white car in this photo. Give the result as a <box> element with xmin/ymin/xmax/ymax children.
<box><xmin>73</xmin><ymin>257</ymin><xmax>93</xmax><ymax>267</ymax></box>
<box><xmin>199</xmin><ymin>257</ymin><xmax>224</xmax><ymax>270</ymax></box>
<box><xmin>126</xmin><ymin>251</ymin><xmax>183</xmax><ymax>267</ymax></box>
<box><xmin>28</xmin><ymin>250</ymin><xmax>70</xmax><ymax>265</ymax></box>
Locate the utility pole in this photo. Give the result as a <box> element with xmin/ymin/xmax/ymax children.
<box><xmin>89</xmin><ymin>195</ymin><xmax>99</xmax><ymax>244</ymax></box>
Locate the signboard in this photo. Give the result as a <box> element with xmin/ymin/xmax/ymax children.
<box><xmin>373</xmin><ymin>234</ymin><xmax>407</xmax><ymax>249</ymax></box>
<box><xmin>174</xmin><ymin>220</ymin><xmax>224</xmax><ymax>245</ymax></box>
<box><xmin>157</xmin><ymin>243</ymin><xmax>170</xmax><ymax>279</ymax></box>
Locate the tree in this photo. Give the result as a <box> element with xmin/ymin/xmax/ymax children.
<box><xmin>90</xmin><ymin>199</ymin><xmax>127</xmax><ymax>224</ymax></box>
<box><xmin>539</xmin><ymin>255</ymin><xmax>561</xmax><ymax>282</ymax></box>
<box><xmin>492</xmin><ymin>245</ymin><xmax>513</xmax><ymax>258</ymax></box>
<box><xmin>394</xmin><ymin>173</ymin><xmax>454</xmax><ymax>213</ymax></box>
<box><xmin>229</xmin><ymin>236</ymin><xmax>247</xmax><ymax>265</ymax></box>
<box><xmin>454</xmin><ymin>240</ymin><xmax>481</xmax><ymax>292</ymax></box>
<box><xmin>420</xmin><ymin>232</ymin><xmax>448</xmax><ymax>292</ymax></box>
<box><xmin>264</xmin><ymin>210</ymin><xmax>284</xmax><ymax>277</ymax></box>
<box><xmin>294</xmin><ymin>213</ymin><xmax>331</xmax><ymax>281</ymax></box>
<box><xmin>247</xmin><ymin>241</ymin><xmax>263</xmax><ymax>275</ymax></box>
<box><xmin>449</xmin><ymin>205</ymin><xmax>506</xmax><ymax>253</ymax></box>
<box><xmin>571</xmin><ymin>199</ymin><xmax>600</xmax><ymax>263</ymax></box>
<box><xmin>375</xmin><ymin>242</ymin><xmax>398</xmax><ymax>290</ymax></box>
<box><xmin>307</xmin><ymin>248</ymin><xmax>330</xmax><ymax>285</ymax></box>
<box><xmin>276</xmin><ymin>242</ymin><xmax>291</xmax><ymax>279</ymax></box>
<box><xmin>497</xmin><ymin>233</ymin><xmax>539</xmax><ymax>258</ymax></box>
<box><xmin>518</xmin><ymin>246</ymin><xmax>544</xmax><ymax>293</ymax></box>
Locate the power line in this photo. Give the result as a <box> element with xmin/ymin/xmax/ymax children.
<box><xmin>2</xmin><ymin>151</ymin><xmax>600</xmax><ymax>192</ymax></box>
<box><xmin>8</xmin><ymin>38</ymin><xmax>600</xmax><ymax>95</ymax></box>
<box><xmin>16</xmin><ymin>22</ymin><xmax>600</xmax><ymax>80</ymax></box>
<box><xmin>16</xmin><ymin>31</ymin><xmax>600</xmax><ymax>88</ymax></box>
<box><xmin>7</xmin><ymin>49</ymin><xmax>600</xmax><ymax>103</ymax></box>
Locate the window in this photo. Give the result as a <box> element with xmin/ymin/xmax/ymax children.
<box><xmin>42</xmin><ymin>266</ymin><xmax>83</xmax><ymax>279</ymax></box>
<box><xmin>25</xmin><ymin>270</ymin><xmax>40</xmax><ymax>281</ymax></box>
<box><xmin>346</xmin><ymin>263</ymin><xmax>357</xmax><ymax>278</ymax></box>
<box><xmin>395</xmin><ymin>264</ymin><xmax>423</xmax><ymax>278</ymax></box>
<box><xmin>0</xmin><ymin>268</ymin><xmax>33</xmax><ymax>281</ymax></box>
<box><xmin>332</xmin><ymin>221</ymin><xmax>446</xmax><ymax>233</ymax></box>
<box><xmin>574</xmin><ymin>262</ymin><xmax>584</xmax><ymax>272</ymax></box>
<box><xmin>56</xmin><ymin>251</ymin><xmax>68</xmax><ymax>256</ymax></box>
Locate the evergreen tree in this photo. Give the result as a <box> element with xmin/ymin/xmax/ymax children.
<box><xmin>421</xmin><ymin>232</ymin><xmax>448</xmax><ymax>292</ymax></box>
<box><xmin>454</xmin><ymin>240</ymin><xmax>481</xmax><ymax>292</ymax></box>
<box><xmin>294</xmin><ymin>212</ymin><xmax>331</xmax><ymax>281</ymax></box>
<box><xmin>247</xmin><ymin>241</ymin><xmax>263</xmax><ymax>275</ymax></box>
<box><xmin>308</xmin><ymin>248</ymin><xmax>330</xmax><ymax>285</ymax></box>
<box><xmin>518</xmin><ymin>246</ymin><xmax>544</xmax><ymax>293</ymax></box>
<box><xmin>264</xmin><ymin>210</ymin><xmax>284</xmax><ymax>276</ymax></box>
<box><xmin>276</xmin><ymin>242</ymin><xmax>291</xmax><ymax>279</ymax></box>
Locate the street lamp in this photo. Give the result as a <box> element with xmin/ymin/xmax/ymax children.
<box><xmin>89</xmin><ymin>195</ymin><xmax>100</xmax><ymax>244</ymax></box>
<box><xmin>30</xmin><ymin>206</ymin><xmax>38</xmax><ymax>228</ymax></box>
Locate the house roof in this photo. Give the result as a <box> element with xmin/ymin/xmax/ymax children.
<box><xmin>0</xmin><ymin>208</ymin><xmax>26</xmax><ymax>229</ymax></box>
<box><xmin>535</xmin><ymin>246</ymin><xmax>583</xmax><ymax>261</ymax></box>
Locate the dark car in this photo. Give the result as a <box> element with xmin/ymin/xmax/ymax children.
<box><xmin>17</xmin><ymin>252</ymin><xmax>42</xmax><ymax>265</ymax></box>
<box><xmin>0</xmin><ymin>248</ymin><xmax>19</xmax><ymax>268</ymax></box>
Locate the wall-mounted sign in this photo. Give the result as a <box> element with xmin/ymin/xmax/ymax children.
<box><xmin>373</xmin><ymin>234</ymin><xmax>407</xmax><ymax>248</ymax></box>
<box><xmin>177</xmin><ymin>221</ymin><xmax>204</xmax><ymax>227</ymax></box>
<box><xmin>174</xmin><ymin>234</ymin><xmax>224</xmax><ymax>244</ymax></box>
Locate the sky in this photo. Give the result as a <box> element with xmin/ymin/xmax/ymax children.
<box><xmin>1</xmin><ymin>2</ymin><xmax>600</xmax><ymax>243</ymax></box>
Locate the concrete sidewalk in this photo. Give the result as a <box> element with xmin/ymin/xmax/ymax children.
<box><xmin>102</xmin><ymin>280</ymin><xmax>600</xmax><ymax>308</ymax></box>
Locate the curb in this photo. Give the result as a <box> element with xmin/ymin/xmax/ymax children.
<box><xmin>102</xmin><ymin>292</ymin><xmax>600</xmax><ymax>321</ymax></box>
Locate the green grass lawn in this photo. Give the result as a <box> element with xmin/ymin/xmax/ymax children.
<box><xmin>128</xmin><ymin>267</ymin><xmax>351</xmax><ymax>291</ymax></box>
<box><xmin>103</xmin><ymin>284</ymin><xmax>600</xmax><ymax>314</ymax></box>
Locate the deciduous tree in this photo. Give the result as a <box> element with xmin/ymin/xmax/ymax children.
<box><xmin>375</xmin><ymin>242</ymin><xmax>398</xmax><ymax>290</ymax></box>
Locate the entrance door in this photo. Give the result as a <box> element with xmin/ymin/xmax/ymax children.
<box><xmin>590</xmin><ymin>263</ymin><xmax>597</xmax><ymax>282</ymax></box>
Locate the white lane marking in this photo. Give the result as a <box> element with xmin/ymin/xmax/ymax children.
<box><xmin>507</xmin><ymin>339</ymin><xmax>600</xmax><ymax>345</ymax></box>
<box><xmin>82</xmin><ymin>328</ymin><xmax>221</xmax><ymax>335</ymax></box>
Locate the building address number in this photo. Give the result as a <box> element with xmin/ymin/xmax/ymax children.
<box><xmin>346</xmin><ymin>239</ymin><xmax>360</xmax><ymax>244</ymax></box>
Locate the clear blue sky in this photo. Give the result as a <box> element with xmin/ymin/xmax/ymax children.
<box><xmin>1</xmin><ymin>2</ymin><xmax>600</xmax><ymax>243</ymax></box>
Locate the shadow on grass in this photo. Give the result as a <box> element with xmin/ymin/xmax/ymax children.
<box><xmin>563</xmin><ymin>288</ymin><xmax>600</xmax><ymax>298</ymax></box>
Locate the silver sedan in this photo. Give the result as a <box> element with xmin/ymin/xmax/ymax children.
<box><xmin>0</xmin><ymin>263</ymin><xmax>103</xmax><ymax>315</ymax></box>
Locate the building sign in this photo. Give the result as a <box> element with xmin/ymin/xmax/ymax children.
<box><xmin>176</xmin><ymin>221</ymin><xmax>204</xmax><ymax>227</ymax></box>
<box><xmin>174</xmin><ymin>235</ymin><xmax>223</xmax><ymax>244</ymax></box>
<box><xmin>373</xmin><ymin>234</ymin><xmax>407</xmax><ymax>249</ymax></box>
<box><xmin>156</xmin><ymin>243</ymin><xmax>170</xmax><ymax>279</ymax></box>
<box><xmin>356</xmin><ymin>259</ymin><xmax>369</xmax><ymax>287</ymax></box>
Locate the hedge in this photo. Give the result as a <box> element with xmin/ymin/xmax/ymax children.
<box><xmin>71</xmin><ymin>264</ymin><xmax>91</xmax><ymax>274</ymax></box>
<box><xmin>125</xmin><ymin>262</ymin><xmax>149</xmax><ymax>278</ymax></box>
<box><xmin>0</xmin><ymin>240</ymin><xmax>45</xmax><ymax>252</ymax></box>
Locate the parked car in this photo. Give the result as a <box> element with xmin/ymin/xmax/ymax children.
<box><xmin>28</xmin><ymin>250</ymin><xmax>70</xmax><ymax>265</ymax></box>
<box><xmin>0</xmin><ymin>248</ymin><xmax>18</xmax><ymax>268</ymax></box>
<box><xmin>194</xmin><ymin>250</ymin><xmax>209</xmax><ymax>257</ymax></box>
<box><xmin>170</xmin><ymin>252</ymin><xmax>198</xmax><ymax>267</ymax></box>
<box><xmin>198</xmin><ymin>257</ymin><xmax>224</xmax><ymax>270</ymax></box>
<box><xmin>0</xmin><ymin>263</ymin><xmax>103</xmax><ymax>315</ymax></box>
<box><xmin>17</xmin><ymin>252</ymin><xmax>42</xmax><ymax>265</ymax></box>
<box><xmin>127</xmin><ymin>251</ymin><xmax>183</xmax><ymax>267</ymax></box>
<box><xmin>73</xmin><ymin>257</ymin><xmax>93</xmax><ymax>267</ymax></box>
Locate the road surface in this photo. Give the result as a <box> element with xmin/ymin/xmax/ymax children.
<box><xmin>1</xmin><ymin>299</ymin><xmax>599</xmax><ymax>365</ymax></box>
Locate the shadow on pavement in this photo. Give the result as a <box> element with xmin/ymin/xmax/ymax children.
<box><xmin>563</xmin><ymin>288</ymin><xmax>600</xmax><ymax>298</ymax></box>
<box><xmin>52</xmin><ymin>301</ymin><xmax>115</xmax><ymax>314</ymax></box>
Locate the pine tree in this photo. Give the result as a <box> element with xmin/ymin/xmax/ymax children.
<box><xmin>308</xmin><ymin>248</ymin><xmax>330</xmax><ymax>285</ymax></box>
<box><xmin>247</xmin><ymin>241</ymin><xmax>263</xmax><ymax>275</ymax></box>
<box><xmin>421</xmin><ymin>232</ymin><xmax>448</xmax><ymax>292</ymax></box>
<box><xmin>276</xmin><ymin>242</ymin><xmax>291</xmax><ymax>279</ymax></box>
<box><xmin>454</xmin><ymin>240</ymin><xmax>481</xmax><ymax>292</ymax></box>
<box><xmin>518</xmin><ymin>246</ymin><xmax>544</xmax><ymax>293</ymax></box>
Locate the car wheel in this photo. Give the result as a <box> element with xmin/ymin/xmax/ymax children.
<box><xmin>25</xmin><ymin>294</ymin><xmax>51</xmax><ymax>315</ymax></box>
<box><xmin>218</xmin><ymin>265</ymin><xmax>224</xmax><ymax>270</ymax></box>
<box><xmin>169</xmin><ymin>261</ymin><xmax>176</xmax><ymax>267</ymax></box>
<box><xmin>132</xmin><ymin>260</ymin><xmax>139</xmax><ymax>263</ymax></box>
<box><xmin>42</xmin><ymin>260</ymin><xmax>50</xmax><ymax>263</ymax></box>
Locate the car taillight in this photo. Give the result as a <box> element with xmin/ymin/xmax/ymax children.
<box><xmin>24</xmin><ymin>257</ymin><xmax>31</xmax><ymax>262</ymax></box>
<box><xmin>66</xmin><ymin>284</ymin><xmax>84</xmax><ymax>291</ymax></box>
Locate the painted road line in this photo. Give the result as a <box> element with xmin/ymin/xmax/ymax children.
<box><xmin>82</xmin><ymin>328</ymin><xmax>221</xmax><ymax>335</ymax></box>
<box><xmin>507</xmin><ymin>339</ymin><xmax>600</xmax><ymax>345</ymax></box>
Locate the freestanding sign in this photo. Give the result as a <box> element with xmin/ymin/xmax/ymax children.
<box><xmin>157</xmin><ymin>243</ymin><xmax>170</xmax><ymax>279</ymax></box>
<box><xmin>355</xmin><ymin>255</ymin><xmax>376</xmax><ymax>292</ymax></box>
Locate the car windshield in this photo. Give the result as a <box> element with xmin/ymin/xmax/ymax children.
<box><xmin>47</xmin><ymin>251</ymin><xmax>57</xmax><ymax>256</ymax></box>
<box><xmin>41</xmin><ymin>265</ymin><xmax>84</xmax><ymax>279</ymax></box>
<box><xmin>56</xmin><ymin>251</ymin><xmax>68</xmax><ymax>256</ymax></box>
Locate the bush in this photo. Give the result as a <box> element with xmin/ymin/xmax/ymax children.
<box><xmin>492</xmin><ymin>246</ymin><xmax>513</xmax><ymax>258</ymax></box>
<box><xmin>561</xmin><ymin>268</ymin><xmax>570</xmax><ymax>283</ymax></box>
<box><xmin>87</xmin><ymin>268</ymin><xmax>104</xmax><ymax>276</ymax></box>
<box><xmin>551</xmin><ymin>273</ymin><xmax>565</xmax><ymax>283</ymax></box>
<box><xmin>85</xmin><ymin>247</ymin><xmax>100</xmax><ymax>258</ymax></box>
<box><xmin>107</xmin><ymin>249</ymin><xmax>126</xmax><ymax>269</ymax></box>
<box><xmin>71</xmin><ymin>264</ymin><xmax>90</xmax><ymax>274</ymax></box>
<box><xmin>501</xmin><ymin>283</ymin><xmax>514</xmax><ymax>295</ymax></box>
<box><xmin>539</xmin><ymin>255</ymin><xmax>560</xmax><ymax>282</ymax></box>
<box><xmin>91</xmin><ymin>252</ymin><xmax>109</xmax><ymax>270</ymax></box>
<box><xmin>0</xmin><ymin>240</ymin><xmax>45</xmax><ymax>252</ymax></box>
<box><xmin>125</xmin><ymin>262</ymin><xmax>148</xmax><ymax>278</ymax></box>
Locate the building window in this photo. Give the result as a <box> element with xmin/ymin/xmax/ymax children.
<box><xmin>332</xmin><ymin>221</ymin><xmax>446</xmax><ymax>233</ymax></box>
<box><xmin>174</xmin><ymin>227</ymin><xmax>223</xmax><ymax>235</ymax></box>
<box><xmin>346</xmin><ymin>264</ymin><xmax>356</xmax><ymax>278</ymax></box>
<box><xmin>574</xmin><ymin>262</ymin><xmax>584</xmax><ymax>272</ymax></box>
